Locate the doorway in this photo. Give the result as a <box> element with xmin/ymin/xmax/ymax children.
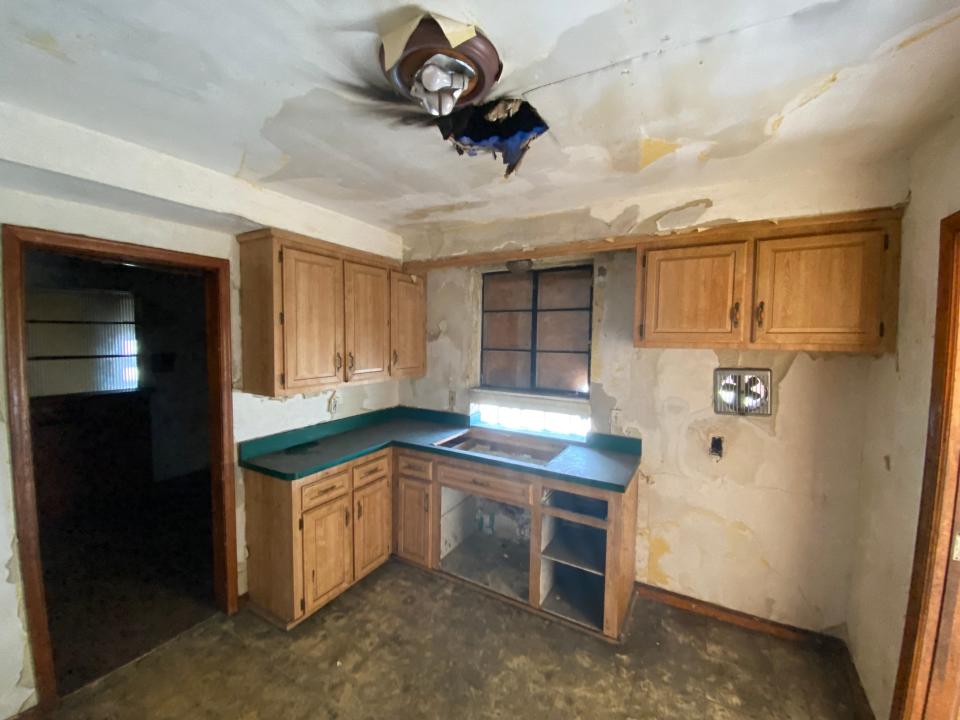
<box><xmin>893</xmin><ymin>210</ymin><xmax>960</xmax><ymax>719</ymax></box>
<box><xmin>2</xmin><ymin>226</ymin><xmax>237</xmax><ymax>709</ymax></box>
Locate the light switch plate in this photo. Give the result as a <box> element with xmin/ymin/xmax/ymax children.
<box><xmin>713</xmin><ymin>368</ymin><xmax>773</xmax><ymax>416</ymax></box>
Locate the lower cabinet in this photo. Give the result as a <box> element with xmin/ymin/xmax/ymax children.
<box><xmin>303</xmin><ymin>494</ymin><xmax>354</xmax><ymax>613</ymax></box>
<box><xmin>353</xmin><ymin>476</ymin><xmax>392</xmax><ymax>581</ymax></box>
<box><xmin>245</xmin><ymin>449</ymin><xmax>392</xmax><ymax>629</ymax></box>
<box><xmin>396</xmin><ymin>475</ymin><xmax>432</xmax><ymax>567</ymax></box>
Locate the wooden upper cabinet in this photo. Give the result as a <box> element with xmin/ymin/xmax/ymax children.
<box><xmin>302</xmin><ymin>494</ymin><xmax>354</xmax><ymax>613</ymax></box>
<box><xmin>353</xmin><ymin>477</ymin><xmax>391</xmax><ymax>581</ymax></box>
<box><xmin>344</xmin><ymin>261</ymin><xmax>390</xmax><ymax>383</ymax></box>
<box><xmin>390</xmin><ymin>272</ymin><xmax>426</xmax><ymax>378</ymax></box>
<box><xmin>636</xmin><ymin>242</ymin><xmax>749</xmax><ymax>347</ymax></box>
<box><xmin>282</xmin><ymin>248</ymin><xmax>344</xmax><ymax>389</ymax></box>
<box><xmin>238</xmin><ymin>228</ymin><xmax>418</xmax><ymax>396</ymax></box>
<box><xmin>752</xmin><ymin>231</ymin><xmax>886</xmax><ymax>351</ymax></box>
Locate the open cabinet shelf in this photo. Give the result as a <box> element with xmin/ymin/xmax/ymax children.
<box><xmin>540</xmin><ymin>518</ymin><xmax>606</xmax><ymax>576</ymax></box>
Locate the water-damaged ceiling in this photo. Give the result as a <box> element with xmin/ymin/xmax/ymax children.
<box><xmin>2</xmin><ymin>1</ymin><xmax>959</xmax><ymax>234</ymax></box>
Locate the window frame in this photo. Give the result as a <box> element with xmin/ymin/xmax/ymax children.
<box><xmin>480</xmin><ymin>264</ymin><xmax>594</xmax><ymax>399</ymax></box>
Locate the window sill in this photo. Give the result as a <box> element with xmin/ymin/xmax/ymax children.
<box><xmin>469</xmin><ymin>387</ymin><xmax>590</xmax><ymax>415</ymax></box>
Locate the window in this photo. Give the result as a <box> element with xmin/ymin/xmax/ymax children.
<box><xmin>471</xmin><ymin>402</ymin><xmax>591</xmax><ymax>438</ymax></box>
<box><xmin>481</xmin><ymin>265</ymin><xmax>593</xmax><ymax>396</ymax></box>
<box><xmin>26</xmin><ymin>290</ymin><xmax>140</xmax><ymax>397</ymax></box>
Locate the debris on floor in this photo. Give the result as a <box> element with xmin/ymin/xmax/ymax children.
<box><xmin>436</xmin><ymin>99</ymin><xmax>549</xmax><ymax>176</ymax></box>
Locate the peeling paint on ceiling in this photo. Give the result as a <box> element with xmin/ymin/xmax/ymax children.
<box><xmin>0</xmin><ymin>0</ymin><xmax>958</xmax><ymax>237</ymax></box>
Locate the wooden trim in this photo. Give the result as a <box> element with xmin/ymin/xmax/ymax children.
<box><xmin>238</xmin><ymin>227</ymin><xmax>401</xmax><ymax>270</ymax></box>
<box><xmin>634</xmin><ymin>581</ymin><xmax>823</xmax><ymax>643</ymax></box>
<box><xmin>891</xmin><ymin>210</ymin><xmax>960</xmax><ymax>720</ymax></box>
<box><xmin>402</xmin><ymin>206</ymin><xmax>905</xmax><ymax>272</ymax></box>
<box><xmin>1</xmin><ymin>224</ymin><xmax>239</xmax><ymax>708</ymax></box>
<box><xmin>2</xmin><ymin>229</ymin><xmax>57</xmax><ymax>708</ymax></box>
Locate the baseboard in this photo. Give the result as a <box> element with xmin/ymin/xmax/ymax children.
<box><xmin>634</xmin><ymin>581</ymin><xmax>825</xmax><ymax>643</ymax></box>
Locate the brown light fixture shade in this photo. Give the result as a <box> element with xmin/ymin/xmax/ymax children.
<box><xmin>379</xmin><ymin>17</ymin><xmax>502</xmax><ymax>109</ymax></box>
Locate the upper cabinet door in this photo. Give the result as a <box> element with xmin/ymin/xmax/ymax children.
<box><xmin>753</xmin><ymin>231</ymin><xmax>886</xmax><ymax>350</ymax></box>
<box><xmin>390</xmin><ymin>272</ymin><xmax>426</xmax><ymax>378</ymax></box>
<box><xmin>344</xmin><ymin>262</ymin><xmax>391</xmax><ymax>382</ymax></box>
<box><xmin>282</xmin><ymin>248</ymin><xmax>344</xmax><ymax>389</ymax></box>
<box><xmin>636</xmin><ymin>242</ymin><xmax>749</xmax><ymax>347</ymax></box>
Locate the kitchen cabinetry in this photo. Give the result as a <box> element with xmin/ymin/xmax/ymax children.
<box><xmin>302</xmin><ymin>493</ymin><xmax>353</xmax><ymax>613</ymax></box>
<box><xmin>245</xmin><ymin>449</ymin><xmax>393</xmax><ymax>628</ymax></box>
<box><xmin>390</xmin><ymin>272</ymin><xmax>427</xmax><ymax>378</ymax></box>
<box><xmin>396</xmin><ymin>445</ymin><xmax>639</xmax><ymax>640</ymax></box>
<box><xmin>634</xmin><ymin>242</ymin><xmax>749</xmax><ymax>347</ymax></box>
<box><xmin>396</xmin><ymin>472</ymin><xmax>433</xmax><ymax>567</ymax></box>
<box><xmin>634</xmin><ymin>219</ymin><xmax>899</xmax><ymax>353</ymax></box>
<box><xmin>238</xmin><ymin>228</ymin><xmax>426</xmax><ymax>397</ymax></box>
<box><xmin>281</xmin><ymin>248</ymin><xmax>343</xmax><ymax>389</ymax></box>
<box><xmin>752</xmin><ymin>231</ymin><xmax>886</xmax><ymax>350</ymax></box>
<box><xmin>344</xmin><ymin>261</ymin><xmax>390</xmax><ymax>383</ymax></box>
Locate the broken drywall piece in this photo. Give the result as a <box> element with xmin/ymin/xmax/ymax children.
<box><xmin>436</xmin><ymin>98</ymin><xmax>549</xmax><ymax>176</ymax></box>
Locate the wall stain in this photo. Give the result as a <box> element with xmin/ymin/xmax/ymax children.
<box><xmin>22</xmin><ymin>31</ymin><xmax>73</xmax><ymax>63</ymax></box>
<box><xmin>648</xmin><ymin>535</ymin><xmax>672</xmax><ymax>586</ymax></box>
<box><xmin>896</xmin><ymin>10</ymin><xmax>960</xmax><ymax>51</ymax></box>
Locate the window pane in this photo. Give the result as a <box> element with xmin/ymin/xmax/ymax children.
<box><xmin>483</xmin><ymin>273</ymin><xmax>533</xmax><ymax>310</ymax></box>
<box><xmin>27</xmin><ymin>322</ymin><xmax>137</xmax><ymax>358</ymax></box>
<box><xmin>27</xmin><ymin>290</ymin><xmax>135</xmax><ymax>322</ymax></box>
<box><xmin>481</xmin><ymin>350</ymin><xmax>531</xmax><ymax>388</ymax></box>
<box><xmin>536</xmin><ymin>310</ymin><xmax>590</xmax><ymax>352</ymax></box>
<box><xmin>28</xmin><ymin>357</ymin><xmax>139</xmax><ymax>397</ymax></box>
<box><xmin>536</xmin><ymin>353</ymin><xmax>589</xmax><ymax>394</ymax></box>
<box><xmin>483</xmin><ymin>312</ymin><xmax>532</xmax><ymax>350</ymax></box>
<box><xmin>538</xmin><ymin>267</ymin><xmax>593</xmax><ymax>309</ymax></box>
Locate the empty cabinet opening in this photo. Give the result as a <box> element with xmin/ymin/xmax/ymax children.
<box><xmin>539</xmin><ymin>513</ymin><xmax>607</xmax><ymax>630</ymax></box>
<box><xmin>540</xmin><ymin>560</ymin><xmax>605</xmax><ymax>631</ymax></box>
<box><xmin>541</xmin><ymin>488</ymin><xmax>608</xmax><ymax>521</ymax></box>
<box><xmin>438</xmin><ymin>486</ymin><xmax>530</xmax><ymax>602</ymax></box>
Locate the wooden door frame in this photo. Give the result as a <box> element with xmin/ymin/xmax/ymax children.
<box><xmin>892</xmin><ymin>210</ymin><xmax>960</xmax><ymax>719</ymax></box>
<box><xmin>1</xmin><ymin>225</ymin><xmax>238</xmax><ymax>710</ymax></box>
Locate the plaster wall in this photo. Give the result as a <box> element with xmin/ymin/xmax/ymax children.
<box><xmin>845</xmin><ymin>113</ymin><xmax>960</xmax><ymax>720</ymax></box>
<box><xmin>0</xmin><ymin>187</ymin><xmax>398</xmax><ymax>717</ymax></box>
<box><xmin>401</xmin><ymin>257</ymin><xmax>870</xmax><ymax>633</ymax></box>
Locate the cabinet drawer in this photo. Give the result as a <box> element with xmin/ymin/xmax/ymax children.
<box><xmin>302</xmin><ymin>471</ymin><xmax>350</xmax><ymax>510</ymax></box>
<box><xmin>397</xmin><ymin>452</ymin><xmax>433</xmax><ymax>481</ymax></box>
<box><xmin>437</xmin><ymin>463</ymin><xmax>531</xmax><ymax>506</ymax></box>
<box><xmin>353</xmin><ymin>454</ymin><xmax>390</xmax><ymax>488</ymax></box>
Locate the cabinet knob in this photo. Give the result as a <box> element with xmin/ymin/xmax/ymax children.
<box><xmin>755</xmin><ymin>301</ymin><xmax>765</xmax><ymax>329</ymax></box>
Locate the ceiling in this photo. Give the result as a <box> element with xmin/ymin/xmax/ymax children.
<box><xmin>1</xmin><ymin>0</ymin><xmax>959</xmax><ymax>235</ymax></box>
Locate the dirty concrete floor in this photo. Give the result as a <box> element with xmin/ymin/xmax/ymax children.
<box><xmin>54</xmin><ymin>561</ymin><xmax>870</xmax><ymax>720</ymax></box>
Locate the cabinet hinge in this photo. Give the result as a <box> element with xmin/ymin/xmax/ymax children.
<box><xmin>279</xmin><ymin>249</ymin><xmax>284</xmax><ymax>263</ymax></box>
<box><xmin>641</xmin><ymin>255</ymin><xmax>647</xmax><ymax>268</ymax></box>
<box><xmin>279</xmin><ymin>311</ymin><xmax>284</xmax><ymax>325</ymax></box>
<box><xmin>300</xmin><ymin>598</ymin><xmax>305</xmax><ymax>611</ymax></box>
<box><xmin>280</xmin><ymin>372</ymin><xmax>286</xmax><ymax>387</ymax></box>
<box><xmin>298</xmin><ymin>517</ymin><xmax>303</xmax><ymax>531</ymax></box>
<box><xmin>638</xmin><ymin>323</ymin><xmax>644</xmax><ymax>338</ymax></box>
<box><xmin>883</xmin><ymin>233</ymin><xmax>890</xmax><ymax>251</ymax></box>
<box><xmin>879</xmin><ymin>321</ymin><xmax>885</xmax><ymax>338</ymax></box>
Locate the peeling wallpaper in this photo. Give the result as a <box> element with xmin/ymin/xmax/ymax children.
<box><xmin>846</xmin><ymin>112</ymin><xmax>960</xmax><ymax>720</ymax></box>
<box><xmin>401</xmin><ymin>255</ymin><xmax>871</xmax><ymax>634</ymax></box>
